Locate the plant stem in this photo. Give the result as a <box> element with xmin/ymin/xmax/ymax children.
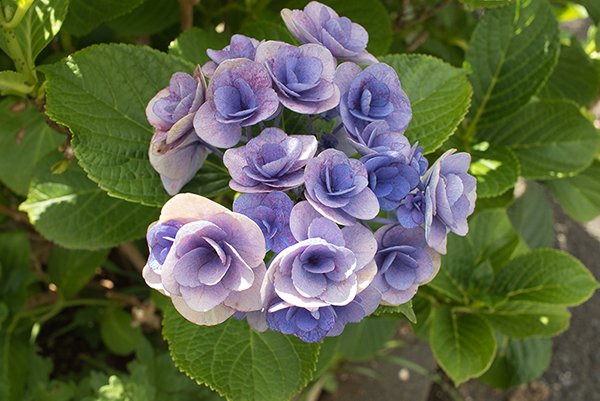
<box><xmin>179</xmin><ymin>0</ymin><xmax>198</xmax><ymax>31</ymax></box>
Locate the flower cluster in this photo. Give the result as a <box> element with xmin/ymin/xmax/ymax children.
<box><xmin>143</xmin><ymin>1</ymin><xmax>477</xmax><ymax>342</ymax></box>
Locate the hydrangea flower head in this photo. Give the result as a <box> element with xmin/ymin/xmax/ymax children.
<box><xmin>423</xmin><ymin>149</ymin><xmax>477</xmax><ymax>254</ymax></box>
<box><xmin>223</xmin><ymin>127</ymin><xmax>317</xmax><ymax>192</ymax></box>
<box><xmin>194</xmin><ymin>59</ymin><xmax>279</xmax><ymax>148</ymax></box>
<box><xmin>255</xmin><ymin>41</ymin><xmax>340</xmax><ymax>114</ymax></box>
<box><xmin>203</xmin><ymin>34</ymin><xmax>261</xmax><ymax>77</ymax></box>
<box><xmin>281</xmin><ymin>1</ymin><xmax>377</xmax><ymax>65</ymax></box>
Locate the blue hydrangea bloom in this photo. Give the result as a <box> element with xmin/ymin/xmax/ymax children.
<box><xmin>266</xmin><ymin>297</ymin><xmax>337</xmax><ymax>342</ymax></box>
<box><xmin>396</xmin><ymin>192</ymin><xmax>425</xmax><ymax>229</ymax></box>
<box><xmin>423</xmin><ymin>149</ymin><xmax>477</xmax><ymax>254</ymax></box>
<box><xmin>193</xmin><ymin>59</ymin><xmax>280</xmax><ymax>148</ymax></box>
<box><xmin>345</xmin><ymin>120</ymin><xmax>411</xmax><ymax>156</ymax></box>
<box><xmin>281</xmin><ymin>1</ymin><xmax>377</xmax><ymax>65</ymax></box>
<box><xmin>361</xmin><ymin>151</ymin><xmax>421</xmax><ymax>211</ymax></box>
<box><xmin>334</xmin><ymin>62</ymin><xmax>412</xmax><ymax>137</ymax></box>
<box><xmin>372</xmin><ymin>224</ymin><xmax>440</xmax><ymax>305</ymax></box>
<box><xmin>304</xmin><ymin>148</ymin><xmax>379</xmax><ymax>225</ymax></box>
<box><xmin>203</xmin><ymin>34</ymin><xmax>261</xmax><ymax>77</ymax></box>
<box><xmin>255</xmin><ymin>41</ymin><xmax>340</xmax><ymax>114</ymax></box>
<box><xmin>223</xmin><ymin>127</ymin><xmax>317</xmax><ymax>192</ymax></box>
<box><xmin>233</xmin><ymin>192</ymin><xmax>296</xmax><ymax>253</ymax></box>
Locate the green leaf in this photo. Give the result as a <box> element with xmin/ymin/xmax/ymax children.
<box><xmin>100</xmin><ymin>308</ymin><xmax>143</xmax><ymax>356</ymax></box>
<box><xmin>240</xmin><ymin>21</ymin><xmax>295</xmax><ymax>42</ymax></box>
<box><xmin>539</xmin><ymin>39</ymin><xmax>600</xmax><ymax>107</ymax></box>
<box><xmin>465</xmin><ymin>0</ymin><xmax>559</xmax><ymax>128</ymax></box>
<box><xmin>0</xmin><ymin>70</ymin><xmax>34</xmax><ymax>95</ymax></box>
<box><xmin>162</xmin><ymin>307</ymin><xmax>320</xmax><ymax>401</ymax></box>
<box><xmin>508</xmin><ymin>181</ymin><xmax>554</xmax><ymax>248</ymax></box>
<box><xmin>0</xmin><ymin>99</ymin><xmax>63</xmax><ymax>195</ymax></box>
<box><xmin>62</xmin><ymin>0</ymin><xmax>144</xmax><ymax>36</ymax></box>
<box><xmin>47</xmin><ymin>247</ymin><xmax>109</xmax><ymax>298</ymax></box>
<box><xmin>479</xmin><ymin>100</ymin><xmax>600</xmax><ymax>179</ymax></box>
<box><xmin>168</xmin><ymin>27</ymin><xmax>230</xmax><ymax>66</ymax></box>
<box><xmin>327</xmin><ymin>316</ymin><xmax>399</xmax><ymax>361</ymax></box>
<box><xmin>107</xmin><ymin>0</ymin><xmax>180</xmax><ymax>36</ymax></box>
<box><xmin>429</xmin><ymin>308</ymin><xmax>496</xmax><ymax>385</ymax></box>
<box><xmin>20</xmin><ymin>153</ymin><xmax>159</xmax><ymax>250</ymax></box>
<box><xmin>492</xmin><ymin>249</ymin><xmax>599</xmax><ymax>306</ymax></box>
<box><xmin>575</xmin><ymin>0</ymin><xmax>600</xmax><ymax>22</ymax></box>
<box><xmin>482</xmin><ymin>301</ymin><xmax>570</xmax><ymax>338</ymax></box>
<box><xmin>373</xmin><ymin>301</ymin><xmax>416</xmax><ymax>323</ymax></box>
<box><xmin>0</xmin><ymin>0</ymin><xmax>69</xmax><ymax>67</ymax></box>
<box><xmin>459</xmin><ymin>0</ymin><xmax>513</xmax><ymax>8</ymax></box>
<box><xmin>469</xmin><ymin>143</ymin><xmax>520</xmax><ymax>198</ymax></box>
<box><xmin>380</xmin><ymin>54</ymin><xmax>472</xmax><ymax>153</ymax></box>
<box><xmin>41</xmin><ymin>44</ymin><xmax>195</xmax><ymax>206</ymax></box>
<box><xmin>0</xmin><ymin>231</ymin><xmax>36</xmax><ymax>312</ymax></box>
<box><xmin>0</xmin><ymin>303</ymin><xmax>7</xmax><ymax>331</ymax></box>
<box><xmin>546</xmin><ymin>160</ymin><xmax>600</xmax><ymax>223</ymax></box>
<box><xmin>479</xmin><ymin>336</ymin><xmax>551</xmax><ymax>389</ymax></box>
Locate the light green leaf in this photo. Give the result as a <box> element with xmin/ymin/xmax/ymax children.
<box><xmin>41</xmin><ymin>44</ymin><xmax>195</xmax><ymax>206</ymax></box>
<box><xmin>168</xmin><ymin>27</ymin><xmax>230</xmax><ymax>66</ymax></box>
<box><xmin>0</xmin><ymin>70</ymin><xmax>34</xmax><ymax>95</ymax></box>
<box><xmin>479</xmin><ymin>100</ymin><xmax>600</xmax><ymax>179</ymax></box>
<box><xmin>492</xmin><ymin>249</ymin><xmax>598</xmax><ymax>306</ymax></box>
<box><xmin>430</xmin><ymin>308</ymin><xmax>496</xmax><ymax>385</ymax></box>
<box><xmin>0</xmin><ymin>99</ymin><xmax>63</xmax><ymax>195</ymax></box>
<box><xmin>480</xmin><ymin>336</ymin><xmax>551</xmax><ymax>389</ymax></box>
<box><xmin>465</xmin><ymin>0</ymin><xmax>559</xmax><ymax>128</ymax></box>
<box><xmin>20</xmin><ymin>153</ymin><xmax>159</xmax><ymax>250</ymax></box>
<box><xmin>469</xmin><ymin>144</ymin><xmax>520</xmax><ymax>198</ymax></box>
<box><xmin>62</xmin><ymin>0</ymin><xmax>144</xmax><ymax>36</ymax></box>
<box><xmin>162</xmin><ymin>307</ymin><xmax>320</xmax><ymax>401</ymax></box>
<box><xmin>575</xmin><ymin>0</ymin><xmax>600</xmax><ymax>22</ymax></box>
<box><xmin>47</xmin><ymin>247</ymin><xmax>109</xmax><ymax>298</ymax></box>
<box><xmin>100</xmin><ymin>308</ymin><xmax>144</xmax><ymax>356</ymax></box>
<box><xmin>107</xmin><ymin>0</ymin><xmax>180</xmax><ymax>36</ymax></box>
<box><xmin>0</xmin><ymin>0</ymin><xmax>69</xmax><ymax>68</ymax></box>
<box><xmin>380</xmin><ymin>54</ymin><xmax>472</xmax><ymax>153</ymax></box>
<box><xmin>508</xmin><ymin>181</ymin><xmax>554</xmax><ymax>248</ymax></box>
<box><xmin>240</xmin><ymin>21</ymin><xmax>295</xmax><ymax>42</ymax></box>
<box><xmin>539</xmin><ymin>39</ymin><xmax>600</xmax><ymax>107</ymax></box>
<box><xmin>482</xmin><ymin>301</ymin><xmax>570</xmax><ymax>338</ymax></box>
<box><xmin>459</xmin><ymin>0</ymin><xmax>513</xmax><ymax>8</ymax></box>
<box><xmin>373</xmin><ymin>301</ymin><xmax>416</xmax><ymax>323</ymax></box>
<box><xmin>546</xmin><ymin>161</ymin><xmax>600</xmax><ymax>223</ymax></box>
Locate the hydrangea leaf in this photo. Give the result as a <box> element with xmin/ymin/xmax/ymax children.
<box><xmin>47</xmin><ymin>247</ymin><xmax>109</xmax><ymax>298</ymax></box>
<box><xmin>481</xmin><ymin>301</ymin><xmax>570</xmax><ymax>338</ymax></box>
<box><xmin>169</xmin><ymin>28</ymin><xmax>230</xmax><ymax>66</ymax></box>
<box><xmin>465</xmin><ymin>0</ymin><xmax>559</xmax><ymax>129</ymax></box>
<box><xmin>373</xmin><ymin>301</ymin><xmax>417</xmax><ymax>323</ymax></box>
<box><xmin>545</xmin><ymin>161</ymin><xmax>600</xmax><ymax>223</ymax></box>
<box><xmin>429</xmin><ymin>307</ymin><xmax>496</xmax><ymax>385</ymax></box>
<box><xmin>100</xmin><ymin>308</ymin><xmax>144</xmax><ymax>356</ymax></box>
<box><xmin>62</xmin><ymin>0</ymin><xmax>144</xmax><ymax>36</ymax></box>
<box><xmin>40</xmin><ymin>44</ymin><xmax>203</xmax><ymax>206</ymax></box>
<box><xmin>469</xmin><ymin>144</ymin><xmax>520</xmax><ymax>198</ymax></box>
<box><xmin>508</xmin><ymin>181</ymin><xmax>554</xmax><ymax>248</ymax></box>
<box><xmin>459</xmin><ymin>0</ymin><xmax>513</xmax><ymax>8</ymax></box>
<box><xmin>240</xmin><ymin>21</ymin><xmax>296</xmax><ymax>43</ymax></box>
<box><xmin>0</xmin><ymin>231</ymin><xmax>36</xmax><ymax>312</ymax></box>
<box><xmin>539</xmin><ymin>40</ymin><xmax>600</xmax><ymax>107</ymax></box>
<box><xmin>162</xmin><ymin>307</ymin><xmax>320</xmax><ymax>401</ymax></box>
<box><xmin>107</xmin><ymin>0</ymin><xmax>180</xmax><ymax>36</ymax></box>
<box><xmin>478</xmin><ymin>100</ymin><xmax>600</xmax><ymax>180</ymax></box>
<box><xmin>0</xmin><ymin>99</ymin><xmax>63</xmax><ymax>195</ymax></box>
<box><xmin>491</xmin><ymin>249</ymin><xmax>599</xmax><ymax>306</ymax></box>
<box><xmin>20</xmin><ymin>153</ymin><xmax>159</xmax><ymax>250</ymax></box>
<box><xmin>575</xmin><ymin>0</ymin><xmax>600</xmax><ymax>22</ymax></box>
<box><xmin>480</xmin><ymin>337</ymin><xmax>552</xmax><ymax>389</ymax></box>
<box><xmin>380</xmin><ymin>54</ymin><xmax>472</xmax><ymax>154</ymax></box>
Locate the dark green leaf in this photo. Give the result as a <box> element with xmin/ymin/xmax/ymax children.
<box><xmin>483</xmin><ymin>301</ymin><xmax>570</xmax><ymax>338</ymax></box>
<box><xmin>328</xmin><ymin>316</ymin><xmax>399</xmax><ymax>361</ymax></box>
<box><xmin>168</xmin><ymin>28</ymin><xmax>230</xmax><ymax>66</ymax></box>
<box><xmin>508</xmin><ymin>181</ymin><xmax>554</xmax><ymax>248</ymax></box>
<box><xmin>62</xmin><ymin>0</ymin><xmax>144</xmax><ymax>36</ymax></box>
<box><xmin>108</xmin><ymin>0</ymin><xmax>180</xmax><ymax>36</ymax></box>
<box><xmin>47</xmin><ymin>247</ymin><xmax>109</xmax><ymax>298</ymax></box>
<box><xmin>240</xmin><ymin>21</ymin><xmax>295</xmax><ymax>42</ymax></box>
<box><xmin>469</xmin><ymin>143</ymin><xmax>520</xmax><ymax>198</ymax></box>
<box><xmin>374</xmin><ymin>301</ymin><xmax>416</xmax><ymax>323</ymax></box>
<box><xmin>459</xmin><ymin>0</ymin><xmax>513</xmax><ymax>8</ymax></box>
<box><xmin>0</xmin><ymin>231</ymin><xmax>36</xmax><ymax>312</ymax></box>
<box><xmin>100</xmin><ymin>308</ymin><xmax>144</xmax><ymax>356</ymax></box>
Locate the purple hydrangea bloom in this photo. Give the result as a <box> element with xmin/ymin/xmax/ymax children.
<box><xmin>255</xmin><ymin>41</ymin><xmax>340</xmax><ymax>114</ymax></box>
<box><xmin>142</xmin><ymin>220</ymin><xmax>182</xmax><ymax>293</ymax></box>
<box><xmin>281</xmin><ymin>1</ymin><xmax>377</xmax><ymax>65</ymax></box>
<box><xmin>373</xmin><ymin>224</ymin><xmax>440</xmax><ymax>305</ymax></box>
<box><xmin>266</xmin><ymin>297</ymin><xmax>337</xmax><ymax>342</ymax></box>
<box><xmin>346</xmin><ymin>121</ymin><xmax>411</xmax><ymax>156</ymax></box>
<box><xmin>223</xmin><ymin>127</ymin><xmax>317</xmax><ymax>192</ymax></box>
<box><xmin>233</xmin><ymin>192</ymin><xmax>296</xmax><ymax>253</ymax></box>
<box><xmin>334</xmin><ymin>62</ymin><xmax>412</xmax><ymax>138</ymax></box>
<box><xmin>423</xmin><ymin>149</ymin><xmax>477</xmax><ymax>254</ymax></box>
<box><xmin>396</xmin><ymin>192</ymin><xmax>425</xmax><ymax>229</ymax></box>
<box><xmin>194</xmin><ymin>59</ymin><xmax>280</xmax><ymax>148</ymax></box>
<box><xmin>203</xmin><ymin>34</ymin><xmax>261</xmax><ymax>77</ymax></box>
<box><xmin>146</xmin><ymin>67</ymin><xmax>208</xmax><ymax>195</ymax></box>
<box><xmin>145</xmin><ymin>194</ymin><xmax>267</xmax><ymax>326</ymax></box>
<box><xmin>361</xmin><ymin>151</ymin><xmax>421</xmax><ymax>211</ymax></box>
<box><xmin>326</xmin><ymin>285</ymin><xmax>381</xmax><ymax>336</ymax></box>
<box><xmin>262</xmin><ymin>201</ymin><xmax>378</xmax><ymax>309</ymax></box>
<box><xmin>304</xmin><ymin>148</ymin><xmax>379</xmax><ymax>225</ymax></box>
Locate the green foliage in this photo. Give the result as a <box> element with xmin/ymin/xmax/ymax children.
<box><xmin>469</xmin><ymin>144</ymin><xmax>520</xmax><ymax>198</ymax></box>
<box><xmin>163</xmin><ymin>307</ymin><xmax>320</xmax><ymax>401</ymax></box>
<box><xmin>62</xmin><ymin>0</ymin><xmax>144</xmax><ymax>36</ymax></box>
<box><xmin>374</xmin><ymin>301</ymin><xmax>417</xmax><ymax>323</ymax></box>
<box><xmin>20</xmin><ymin>153</ymin><xmax>158</xmax><ymax>250</ymax></box>
<box><xmin>507</xmin><ymin>182</ymin><xmax>554</xmax><ymax>248</ymax></box>
<box><xmin>380</xmin><ymin>54</ymin><xmax>472</xmax><ymax>153</ymax></box>
<box><xmin>100</xmin><ymin>308</ymin><xmax>144</xmax><ymax>356</ymax></box>
<box><xmin>169</xmin><ymin>28</ymin><xmax>230</xmax><ymax>66</ymax></box>
<box><xmin>107</xmin><ymin>0</ymin><xmax>180</xmax><ymax>36</ymax></box>
<box><xmin>47</xmin><ymin>247</ymin><xmax>109</xmax><ymax>298</ymax></box>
